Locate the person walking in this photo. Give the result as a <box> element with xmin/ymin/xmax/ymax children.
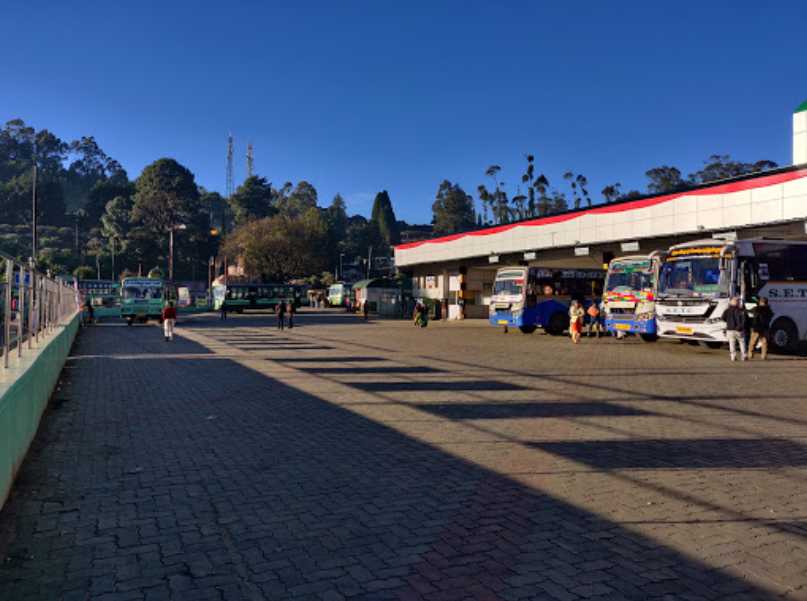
<box><xmin>363</xmin><ymin>300</ymin><xmax>369</xmax><ymax>321</ymax></box>
<box><xmin>748</xmin><ymin>297</ymin><xmax>773</xmax><ymax>360</ymax></box>
<box><xmin>286</xmin><ymin>300</ymin><xmax>295</xmax><ymax>329</ymax></box>
<box><xmin>569</xmin><ymin>300</ymin><xmax>585</xmax><ymax>344</ymax></box>
<box><xmin>722</xmin><ymin>296</ymin><xmax>747</xmax><ymax>361</ymax></box>
<box><xmin>276</xmin><ymin>301</ymin><xmax>286</xmax><ymax>330</ymax></box>
<box><xmin>83</xmin><ymin>297</ymin><xmax>95</xmax><ymax>326</ymax></box>
<box><xmin>162</xmin><ymin>301</ymin><xmax>177</xmax><ymax>342</ymax></box>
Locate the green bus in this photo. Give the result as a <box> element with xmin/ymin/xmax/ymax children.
<box><xmin>212</xmin><ymin>283</ymin><xmax>297</xmax><ymax>313</ymax></box>
<box><xmin>120</xmin><ymin>277</ymin><xmax>176</xmax><ymax>325</ymax></box>
<box><xmin>327</xmin><ymin>282</ymin><xmax>351</xmax><ymax>307</ymax></box>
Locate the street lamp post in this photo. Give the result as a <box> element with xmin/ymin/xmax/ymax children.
<box><xmin>168</xmin><ymin>224</ymin><xmax>187</xmax><ymax>281</ymax></box>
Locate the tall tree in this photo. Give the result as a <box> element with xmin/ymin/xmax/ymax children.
<box><xmin>563</xmin><ymin>171</ymin><xmax>581</xmax><ymax>209</ymax></box>
<box><xmin>645</xmin><ymin>166</ymin><xmax>685</xmax><ymax>194</ymax></box>
<box><xmin>228</xmin><ymin>175</ymin><xmax>274</xmax><ymax>225</ymax></box>
<box><xmin>535</xmin><ymin>174</ymin><xmax>551</xmax><ymax>216</ymax></box>
<box><xmin>522</xmin><ymin>154</ymin><xmax>536</xmax><ymax>217</ymax></box>
<box><xmin>131</xmin><ymin>158</ymin><xmax>200</xmax><ymax>235</ymax></box>
<box><xmin>370</xmin><ymin>190</ymin><xmax>399</xmax><ymax>246</ymax></box>
<box><xmin>277</xmin><ymin>180</ymin><xmax>318</xmax><ymax>217</ymax></box>
<box><xmin>689</xmin><ymin>154</ymin><xmax>778</xmax><ymax>185</ymax></box>
<box><xmin>432</xmin><ymin>180</ymin><xmax>475</xmax><ymax>234</ymax></box>
<box><xmin>601</xmin><ymin>183</ymin><xmax>622</xmax><ymax>203</ymax></box>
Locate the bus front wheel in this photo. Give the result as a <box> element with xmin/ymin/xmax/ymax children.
<box><xmin>770</xmin><ymin>318</ymin><xmax>798</xmax><ymax>354</ymax></box>
<box><xmin>519</xmin><ymin>325</ymin><xmax>537</xmax><ymax>334</ymax></box>
<box><xmin>545</xmin><ymin>312</ymin><xmax>567</xmax><ymax>336</ymax></box>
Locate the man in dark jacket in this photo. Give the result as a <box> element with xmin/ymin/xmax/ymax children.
<box><xmin>722</xmin><ymin>296</ymin><xmax>747</xmax><ymax>362</ymax></box>
<box><xmin>749</xmin><ymin>297</ymin><xmax>773</xmax><ymax>360</ymax></box>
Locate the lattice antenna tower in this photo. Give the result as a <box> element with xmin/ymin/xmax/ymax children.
<box><xmin>226</xmin><ymin>133</ymin><xmax>234</xmax><ymax>198</ymax></box>
<box><xmin>246</xmin><ymin>143</ymin><xmax>254</xmax><ymax>178</ymax></box>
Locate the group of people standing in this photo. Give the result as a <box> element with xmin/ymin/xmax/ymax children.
<box><xmin>567</xmin><ymin>300</ymin><xmax>604</xmax><ymax>344</ymax></box>
<box><xmin>722</xmin><ymin>296</ymin><xmax>773</xmax><ymax>361</ymax></box>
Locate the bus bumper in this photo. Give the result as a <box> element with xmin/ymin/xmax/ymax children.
<box><xmin>489</xmin><ymin>312</ymin><xmax>524</xmax><ymax>328</ymax></box>
<box><xmin>605</xmin><ymin>317</ymin><xmax>656</xmax><ymax>335</ymax></box>
<box><xmin>656</xmin><ymin>320</ymin><xmax>726</xmax><ymax>342</ymax></box>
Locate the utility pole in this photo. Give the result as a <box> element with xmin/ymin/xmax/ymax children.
<box><xmin>246</xmin><ymin>143</ymin><xmax>254</xmax><ymax>178</ymax></box>
<box><xmin>168</xmin><ymin>224</ymin><xmax>187</xmax><ymax>281</ymax></box>
<box><xmin>31</xmin><ymin>158</ymin><xmax>37</xmax><ymax>262</ymax></box>
<box><xmin>226</xmin><ymin>133</ymin><xmax>234</xmax><ymax>199</ymax></box>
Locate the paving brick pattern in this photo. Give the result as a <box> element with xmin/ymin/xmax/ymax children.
<box><xmin>1</xmin><ymin>310</ymin><xmax>806</xmax><ymax>600</ymax></box>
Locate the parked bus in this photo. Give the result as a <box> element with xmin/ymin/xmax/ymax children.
<box><xmin>120</xmin><ymin>277</ymin><xmax>176</xmax><ymax>325</ymax></box>
<box><xmin>602</xmin><ymin>255</ymin><xmax>658</xmax><ymax>341</ymax></box>
<box><xmin>78</xmin><ymin>279</ymin><xmax>120</xmax><ymax>307</ymax></box>
<box><xmin>211</xmin><ymin>282</ymin><xmax>296</xmax><ymax>313</ymax></box>
<box><xmin>489</xmin><ymin>266</ymin><xmax>604</xmax><ymax>334</ymax></box>
<box><xmin>327</xmin><ymin>282</ymin><xmax>352</xmax><ymax>307</ymax></box>
<box><xmin>655</xmin><ymin>238</ymin><xmax>807</xmax><ymax>352</ymax></box>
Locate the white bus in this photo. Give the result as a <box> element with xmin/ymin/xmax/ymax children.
<box><xmin>655</xmin><ymin>238</ymin><xmax>807</xmax><ymax>352</ymax></box>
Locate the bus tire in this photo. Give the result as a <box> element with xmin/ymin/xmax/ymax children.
<box><xmin>519</xmin><ymin>325</ymin><xmax>537</xmax><ymax>334</ymax></box>
<box><xmin>770</xmin><ymin>318</ymin><xmax>798</xmax><ymax>354</ymax></box>
<box><xmin>639</xmin><ymin>334</ymin><xmax>658</xmax><ymax>343</ymax></box>
<box><xmin>545</xmin><ymin>312</ymin><xmax>567</xmax><ymax>336</ymax></box>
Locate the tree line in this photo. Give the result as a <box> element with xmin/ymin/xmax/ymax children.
<box><xmin>0</xmin><ymin>118</ymin><xmax>403</xmax><ymax>282</ymax></box>
<box><xmin>431</xmin><ymin>154</ymin><xmax>779</xmax><ymax>235</ymax></box>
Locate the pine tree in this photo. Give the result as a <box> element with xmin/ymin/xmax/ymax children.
<box><xmin>370</xmin><ymin>190</ymin><xmax>399</xmax><ymax>246</ymax></box>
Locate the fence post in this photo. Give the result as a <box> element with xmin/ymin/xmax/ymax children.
<box><xmin>4</xmin><ymin>260</ymin><xmax>12</xmax><ymax>368</ymax></box>
<box><xmin>16</xmin><ymin>266</ymin><xmax>23</xmax><ymax>358</ymax></box>
<box><xmin>28</xmin><ymin>260</ymin><xmax>35</xmax><ymax>349</ymax></box>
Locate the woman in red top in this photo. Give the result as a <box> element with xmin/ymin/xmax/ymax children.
<box><xmin>162</xmin><ymin>302</ymin><xmax>177</xmax><ymax>341</ymax></box>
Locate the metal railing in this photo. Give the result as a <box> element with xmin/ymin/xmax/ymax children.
<box><xmin>0</xmin><ymin>254</ymin><xmax>78</xmax><ymax>369</ymax></box>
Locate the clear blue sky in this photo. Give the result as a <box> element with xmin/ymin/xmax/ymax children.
<box><xmin>3</xmin><ymin>1</ymin><xmax>806</xmax><ymax>223</ymax></box>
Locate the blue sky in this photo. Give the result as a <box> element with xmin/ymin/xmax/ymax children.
<box><xmin>2</xmin><ymin>1</ymin><xmax>806</xmax><ymax>223</ymax></box>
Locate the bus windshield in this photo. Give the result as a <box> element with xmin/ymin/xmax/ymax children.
<box><xmin>123</xmin><ymin>286</ymin><xmax>162</xmax><ymax>300</ymax></box>
<box><xmin>658</xmin><ymin>257</ymin><xmax>727</xmax><ymax>298</ymax></box>
<box><xmin>606</xmin><ymin>261</ymin><xmax>654</xmax><ymax>292</ymax></box>
<box><xmin>493</xmin><ymin>279</ymin><xmax>523</xmax><ymax>296</ymax></box>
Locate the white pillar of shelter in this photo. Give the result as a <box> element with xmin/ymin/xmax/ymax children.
<box><xmin>794</xmin><ymin>100</ymin><xmax>807</xmax><ymax>166</ymax></box>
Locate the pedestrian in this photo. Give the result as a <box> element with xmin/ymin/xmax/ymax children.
<box><xmin>84</xmin><ymin>297</ymin><xmax>95</xmax><ymax>326</ymax></box>
<box><xmin>722</xmin><ymin>296</ymin><xmax>747</xmax><ymax>361</ymax></box>
<box><xmin>568</xmin><ymin>300</ymin><xmax>584</xmax><ymax>344</ymax></box>
<box><xmin>586</xmin><ymin>302</ymin><xmax>602</xmax><ymax>338</ymax></box>
<box><xmin>276</xmin><ymin>301</ymin><xmax>286</xmax><ymax>330</ymax></box>
<box><xmin>748</xmin><ymin>296</ymin><xmax>773</xmax><ymax>360</ymax></box>
<box><xmin>286</xmin><ymin>300</ymin><xmax>295</xmax><ymax>329</ymax></box>
<box><xmin>363</xmin><ymin>300</ymin><xmax>369</xmax><ymax>321</ymax></box>
<box><xmin>162</xmin><ymin>301</ymin><xmax>177</xmax><ymax>342</ymax></box>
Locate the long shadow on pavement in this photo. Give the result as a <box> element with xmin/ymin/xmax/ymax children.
<box><xmin>0</xmin><ymin>324</ymin><xmax>784</xmax><ymax>600</ymax></box>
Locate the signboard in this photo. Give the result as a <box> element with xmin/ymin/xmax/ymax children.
<box><xmin>620</xmin><ymin>241</ymin><xmax>640</xmax><ymax>252</ymax></box>
<box><xmin>425</xmin><ymin>275</ymin><xmax>437</xmax><ymax>289</ymax></box>
<box><xmin>448</xmin><ymin>275</ymin><xmax>461</xmax><ymax>292</ymax></box>
<box><xmin>524</xmin><ymin>251</ymin><xmax>536</xmax><ymax>260</ymax></box>
<box><xmin>488</xmin><ymin>255</ymin><xmax>499</xmax><ymax>264</ymax></box>
<box><xmin>574</xmin><ymin>246</ymin><xmax>590</xmax><ymax>256</ymax></box>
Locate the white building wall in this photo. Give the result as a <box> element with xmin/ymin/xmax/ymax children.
<box><xmin>395</xmin><ymin>169</ymin><xmax>807</xmax><ymax>267</ymax></box>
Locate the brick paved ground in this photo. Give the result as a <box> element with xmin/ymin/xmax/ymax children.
<box><xmin>1</xmin><ymin>309</ymin><xmax>806</xmax><ymax>600</ymax></box>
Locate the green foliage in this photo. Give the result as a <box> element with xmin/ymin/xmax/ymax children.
<box><xmin>131</xmin><ymin>158</ymin><xmax>200</xmax><ymax>234</ymax></box>
<box><xmin>222</xmin><ymin>210</ymin><xmax>330</xmax><ymax>281</ymax></box>
<box><xmin>432</xmin><ymin>180</ymin><xmax>475</xmax><ymax>235</ymax></box>
<box><xmin>228</xmin><ymin>176</ymin><xmax>274</xmax><ymax>225</ymax></box>
<box><xmin>73</xmin><ymin>265</ymin><xmax>95</xmax><ymax>280</ymax></box>
<box><xmin>688</xmin><ymin>155</ymin><xmax>777</xmax><ymax>184</ymax></box>
<box><xmin>645</xmin><ymin>166</ymin><xmax>685</xmax><ymax>194</ymax></box>
<box><xmin>277</xmin><ymin>181</ymin><xmax>318</xmax><ymax>218</ymax></box>
<box><xmin>370</xmin><ymin>190</ymin><xmax>399</xmax><ymax>246</ymax></box>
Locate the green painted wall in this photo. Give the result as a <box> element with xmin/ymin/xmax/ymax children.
<box><xmin>0</xmin><ymin>314</ymin><xmax>80</xmax><ymax>510</ymax></box>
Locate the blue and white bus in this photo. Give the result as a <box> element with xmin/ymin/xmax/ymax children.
<box><xmin>489</xmin><ymin>266</ymin><xmax>604</xmax><ymax>334</ymax></box>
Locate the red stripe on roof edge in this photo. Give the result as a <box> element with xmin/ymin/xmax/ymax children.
<box><xmin>396</xmin><ymin>169</ymin><xmax>807</xmax><ymax>251</ymax></box>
